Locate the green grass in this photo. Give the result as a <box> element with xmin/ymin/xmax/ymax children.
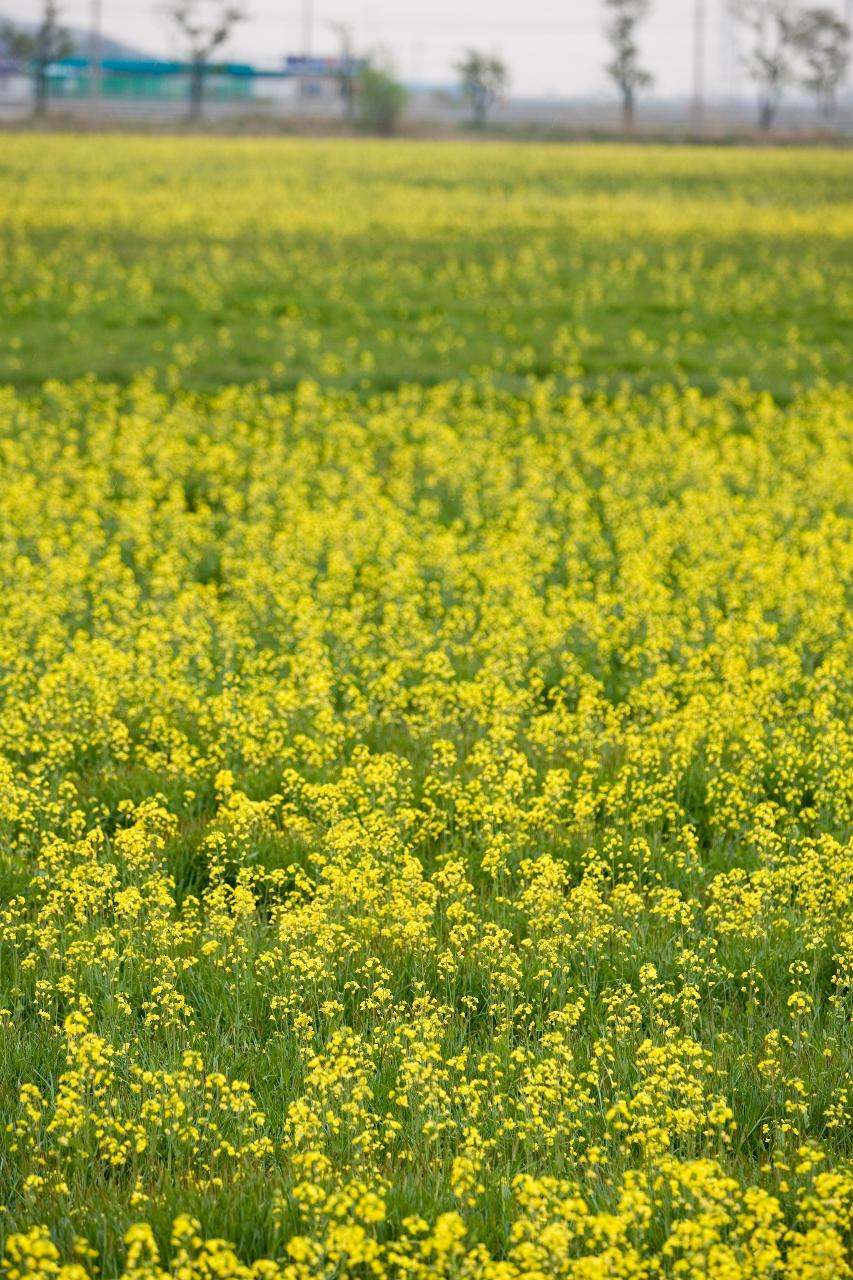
<box><xmin>0</xmin><ymin>137</ymin><xmax>851</xmax><ymax>398</ymax></box>
<box><xmin>0</xmin><ymin>137</ymin><xmax>852</xmax><ymax>1277</ymax></box>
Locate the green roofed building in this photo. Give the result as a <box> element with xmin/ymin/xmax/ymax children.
<box><xmin>50</xmin><ymin>58</ymin><xmax>256</xmax><ymax>101</ymax></box>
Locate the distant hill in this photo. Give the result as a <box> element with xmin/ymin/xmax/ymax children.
<box><xmin>0</xmin><ymin>14</ymin><xmax>153</xmax><ymax>62</ymax></box>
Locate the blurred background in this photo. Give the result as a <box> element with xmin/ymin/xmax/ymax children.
<box><xmin>2</xmin><ymin>0</ymin><xmax>851</xmax><ymax>136</ymax></box>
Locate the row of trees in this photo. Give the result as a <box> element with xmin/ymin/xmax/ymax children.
<box><xmin>617</xmin><ymin>0</ymin><xmax>852</xmax><ymax>130</ymax></box>
<box><xmin>738</xmin><ymin>1</ymin><xmax>851</xmax><ymax>125</ymax></box>
<box><xmin>459</xmin><ymin>0</ymin><xmax>851</xmax><ymax>131</ymax></box>
<box><xmin>2</xmin><ymin>0</ymin><xmax>851</xmax><ymax>131</ymax></box>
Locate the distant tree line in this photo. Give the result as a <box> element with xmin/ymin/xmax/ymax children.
<box><xmin>454</xmin><ymin>0</ymin><xmax>850</xmax><ymax>133</ymax></box>
<box><xmin>733</xmin><ymin>0</ymin><xmax>851</xmax><ymax>126</ymax></box>
<box><xmin>600</xmin><ymin>0</ymin><xmax>850</xmax><ymax>131</ymax></box>
<box><xmin>3</xmin><ymin>0</ymin><xmax>851</xmax><ymax>132</ymax></box>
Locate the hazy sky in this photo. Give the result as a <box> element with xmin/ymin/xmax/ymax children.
<box><xmin>9</xmin><ymin>0</ymin><xmax>852</xmax><ymax>98</ymax></box>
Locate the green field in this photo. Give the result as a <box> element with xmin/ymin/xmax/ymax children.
<box><xmin>1</xmin><ymin>138</ymin><xmax>851</xmax><ymax>396</ymax></box>
<box><xmin>1</xmin><ymin>138</ymin><xmax>852</xmax><ymax>1280</ymax></box>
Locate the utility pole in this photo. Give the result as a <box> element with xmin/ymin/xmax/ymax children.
<box><xmin>691</xmin><ymin>0</ymin><xmax>706</xmax><ymax>135</ymax></box>
<box><xmin>89</xmin><ymin>0</ymin><xmax>102</xmax><ymax>118</ymax></box>
<box><xmin>301</xmin><ymin>0</ymin><xmax>314</xmax><ymax>54</ymax></box>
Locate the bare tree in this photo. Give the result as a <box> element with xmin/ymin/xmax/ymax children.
<box><xmin>790</xmin><ymin>6</ymin><xmax>851</xmax><ymax>114</ymax></box>
<box><xmin>603</xmin><ymin>0</ymin><xmax>654</xmax><ymax>131</ymax></box>
<box><xmin>164</xmin><ymin>0</ymin><xmax>247</xmax><ymax>120</ymax></box>
<box><xmin>455</xmin><ymin>50</ymin><xmax>509</xmax><ymax>126</ymax></box>
<box><xmin>729</xmin><ymin>0</ymin><xmax>798</xmax><ymax>129</ymax></box>
<box><xmin>0</xmin><ymin>0</ymin><xmax>72</xmax><ymax>117</ymax></box>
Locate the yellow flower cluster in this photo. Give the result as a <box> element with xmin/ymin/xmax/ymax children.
<box><xmin>1</xmin><ymin>137</ymin><xmax>852</xmax><ymax>1278</ymax></box>
<box><xmin>1</xmin><ymin>371</ymin><xmax>851</xmax><ymax>1275</ymax></box>
<box><xmin>10</xmin><ymin>1008</ymin><xmax>271</xmax><ymax>1187</ymax></box>
<box><xmin>0</xmin><ymin>137</ymin><xmax>849</xmax><ymax>393</ymax></box>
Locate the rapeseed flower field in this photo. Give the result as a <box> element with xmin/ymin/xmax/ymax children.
<box><xmin>1</xmin><ymin>138</ymin><xmax>852</xmax><ymax>1279</ymax></box>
